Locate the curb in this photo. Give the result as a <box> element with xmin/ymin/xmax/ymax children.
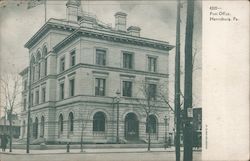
<box><xmin>0</xmin><ymin>149</ymin><xmax>201</xmax><ymax>155</ymax></box>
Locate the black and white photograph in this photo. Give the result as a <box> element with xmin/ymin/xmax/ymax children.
<box><xmin>0</xmin><ymin>0</ymin><xmax>248</xmax><ymax>161</ymax></box>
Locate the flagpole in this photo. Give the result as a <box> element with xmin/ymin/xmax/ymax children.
<box><xmin>44</xmin><ymin>0</ymin><xmax>47</xmax><ymax>23</ymax></box>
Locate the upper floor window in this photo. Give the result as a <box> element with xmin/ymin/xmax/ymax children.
<box><xmin>60</xmin><ymin>57</ymin><xmax>65</xmax><ymax>72</ymax></box>
<box><xmin>122</xmin><ymin>81</ymin><xmax>132</xmax><ymax>97</ymax></box>
<box><xmin>148</xmin><ymin>57</ymin><xmax>157</xmax><ymax>72</ymax></box>
<box><xmin>44</xmin><ymin>58</ymin><xmax>48</xmax><ymax>76</ymax></box>
<box><xmin>123</xmin><ymin>52</ymin><xmax>133</xmax><ymax>69</ymax></box>
<box><xmin>70</xmin><ymin>50</ymin><xmax>76</xmax><ymax>67</ymax></box>
<box><xmin>148</xmin><ymin>84</ymin><xmax>157</xmax><ymax>100</ymax></box>
<box><xmin>31</xmin><ymin>93</ymin><xmax>34</xmax><ymax>106</ymax></box>
<box><xmin>24</xmin><ymin>80</ymin><xmax>27</xmax><ymax>90</ymax></box>
<box><xmin>59</xmin><ymin>82</ymin><xmax>64</xmax><ymax>100</ymax></box>
<box><xmin>41</xmin><ymin>87</ymin><xmax>46</xmax><ymax>103</ymax></box>
<box><xmin>69</xmin><ymin>79</ymin><xmax>75</xmax><ymax>97</ymax></box>
<box><xmin>95</xmin><ymin>78</ymin><xmax>105</xmax><ymax>96</ymax></box>
<box><xmin>38</xmin><ymin>62</ymin><xmax>41</xmax><ymax>79</ymax></box>
<box><xmin>96</xmin><ymin>49</ymin><xmax>106</xmax><ymax>66</ymax></box>
<box><xmin>32</xmin><ymin>66</ymin><xmax>35</xmax><ymax>82</ymax></box>
<box><xmin>23</xmin><ymin>98</ymin><xmax>26</xmax><ymax>111</ymax></box>
<box><xmin>35</xmin><ymin>90</ymin><xmax>39</xmax><ymax>105</ymax></box>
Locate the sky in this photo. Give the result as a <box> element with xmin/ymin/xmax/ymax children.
<box><xmin>0</xmin><ymin>0</ymin><xmax>202</xmax><ymax>115</ymax></box>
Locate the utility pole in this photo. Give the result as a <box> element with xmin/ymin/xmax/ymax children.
<box><xmin>26</xmin><ymin>57</ymin><xmax>32</xmax><ymax>153</ymax></box>
<box><xmin>183</xmin><ymin>0</ymin><xmax>195</xmax><ymax>160</ymax></box>
<box><xmin>174</xmin><ymin>0</ymin><xmax>181</xmax><ymax>160</ymax></box>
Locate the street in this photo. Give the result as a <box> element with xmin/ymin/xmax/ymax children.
<box><xmin>0</xmin><ymin>151</ymin><xmax>201</xmax><ymax>161</ymax></box>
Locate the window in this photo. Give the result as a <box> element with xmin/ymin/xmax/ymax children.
<box><xmin>24</xmin><ymin>80</ymin><xmax>27</xmax><ymax>90</ymax></box>
<box><xmin>40</xmin><ymin>116</ymin><xmax>45</xmax><ymax>137</ymax></box>
<box><xmin>95</xmin><ymin>78</ymin><xmax>105</xmax><ymax>96</ymax></box>
<box><xmin>32</xmin><ymin>66</ymin><xmax>35</xmax><ymax>81</ymax></box>
<box><xmin>148</xmin><ymin>84</ymin><xmax>157</xmax><ymax>100</ymax></box>
<box><xmin>59</xmin><ymin>83</ymin><xmax>64</xmax><ymax>100</ymax></box>
<box><xmin>148</xmin><ymin>57</ymin><xmax>157</xmax><ymax>72</ymax></box>
<box><xmin>38</xmin><ymin>62</ymin><xmax>41</xmax><ymax>79</ymax></box>
<box><xmin>33</xmin><ymin>117</ymin><xmax>38</xmax><ymax>139</ymax></box>
<box><xmin>69</xmin><ymin>79</ymin><xmax>75</xmax><ymax>97</ymax></box>
<box><xmin>44</xmin><ymin>58</ymin><xmax>48</xmax><ymax>76</ymax></box>
<box><xmin>60</xmin><ymin>57</ymin><xmax>65</xmax><ymax>72</ymax></box>
<box><xmin>31</xmin><ymin>93</ymin><xmax>34</xmax><ymax>106</ymax></box>
<box><xmin>41</xmin><ymin>87</ymin><xmax>46</xmax><ymax>103</ymax></box>
<box><xmin>59</xmin><ymin>114</ymin><xmax>63</xmax><ymax>134</ymax></box>
<box><xmin>68</xmin><ymin>112</ymin><xmax>74</xmax><ymax>132</ymax></box>
<box><xmin>35</xmin><ymin>90</ymin><xmax>39</xmax><ymax>105</ymax></box>
<box><xmin>123</xmin><ymin>52</ymin><xmax>133</xmax><ymax>69</ymax></box>
<box><xmin>122</xmin><ymin>81</ymin><xmax>132</xmax><ymax>97</ymax></box>
<box><xmin>96</xmin><ymin>49</ymin><xmax>106</xmax><ymax>66</ymax></box>
<box><xmin>23</xmin><ymin>98</ymin><xmax>26</xmax><ymax>111</ymax></box>
<box><xmin>93</xmin><ymin>112</ymin><xmax>105</xmax><ymax>131</ymax></box>
<box><xmin>70</xmin><ymin>50</ymin><xmax>76</xmax><ymax>67</ymax></box>
<box><xmin>146</xmin><ymin>115</ymin><xmax>157</xmax><ymax>133</ymax></box>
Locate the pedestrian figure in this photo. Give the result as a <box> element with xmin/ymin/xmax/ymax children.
<box><xmin>1</xmin><ymin>134</ymin><xmax>8</xmax><ymax>152</ymax></box>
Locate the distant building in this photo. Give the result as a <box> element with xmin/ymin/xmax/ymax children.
<box><xmin>19</xmin><ymin>0</ymin><xmax>174</xmax><ymax>144</ymax></box>
<box><xmin>193</xmin><ymin>108</ymin><xmax>202</xmax><ymax>148</ymax></box>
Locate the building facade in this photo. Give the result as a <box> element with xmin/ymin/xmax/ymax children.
<box><xmin>19</xmin><ymin>0</ymin><xmax>174</xmax><ymax>144</ymax></box>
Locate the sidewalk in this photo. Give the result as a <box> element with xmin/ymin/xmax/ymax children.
<box><xmin>0</xmin><ymin>147</ymin><xmax>188</xmax><ymax>155</ymax></box>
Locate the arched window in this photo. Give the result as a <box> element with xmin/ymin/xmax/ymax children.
<box><xmin>58</xmin><ymin>114</ymin><xmax>63</xmax><ymax>134</ymax></box>
<box><xmin>68</xmin><ymin>112</ymin><xmax>74</xmax><ymax>132</ymax></box>
<box><xmin>146</xmin><ymin>115</ymin><xmax>157</xmax><ymax>133</ymax></box>
<box><xmin>36</xmin><ymin>52</ymin><xmax>41</xmax><ymax>79</ymax></box>
<box><xmin>93</xmin><ymin>112</ymin><xmax>106</xmax><ymax>132</ymax></box>
<box><xmin>42</xmin><ymin>46</ymin><xmax>48</xmax><ymax>76</ymax></box>
<box><xmin>42</xmin><ymin>46</ymin><xmax>48</xmax><ymax>57</ymax></box>
<box><xmin>31</xmin><ymin>55</ymin><xmax>36</xmax><ymax>82</ymax></box>
<box><xmin>40</xmin><ymin>116</ymin><xmax>45</xmax><ymax>138</ymax></box>
<box><xmin>33</xmin><ymin>117</ymin><xmax>38</xmax><ymax>139</ymax></box>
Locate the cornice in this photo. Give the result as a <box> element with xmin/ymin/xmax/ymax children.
<box><xmin>53</xmin><ymin>29</ymin><xmax>175</xmax><ymax>53</ymax></box>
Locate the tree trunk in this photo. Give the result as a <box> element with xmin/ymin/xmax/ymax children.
<box><xmin>9</xmin><ymin>112</ymin><xmax>13</xmax><ymax>152</ymax></box>
<box><xmin>146</xmin><ymin>115</ymin><xmax>151</xmax><ymax>151</ymax></box>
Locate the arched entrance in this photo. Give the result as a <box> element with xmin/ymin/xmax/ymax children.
<box><xmin>125</xmin><ymin>113</ymin><xmax>139</xmax><ymax>140</ymax></box>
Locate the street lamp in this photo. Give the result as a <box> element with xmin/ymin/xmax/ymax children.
<box><xmin>115</xmin><ymin>89</ymin><xmax>121</xmax><ymax>144</ymax></box>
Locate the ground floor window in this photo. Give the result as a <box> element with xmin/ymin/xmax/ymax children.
<box><xmin>93</xmin><ymin>112</ymin><xmax>106</xmax><ymax>132</ymax></box>
<box><xmin>68</xmin><ymin>112</ymin><xmax>74</xmax><ymax>132</ymax></box>
<box><xmin>58</xmin><ymin>114</ymin><xmax>63</xmax><ymax>134</ymax></box>
<box><xmin>40</xmin><ymin>116</ymin><xmax>45</xmax><ymax>137</ymax></box>
<box><xmin>146</xmin><ymin>115</ymin><xmax>157</xmax><ymax>133</ymax></box>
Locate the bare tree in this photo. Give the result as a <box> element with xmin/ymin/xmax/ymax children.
<box><xmin>80</xmin><ymin>110</ymin><xmax>90</xmax><ymax>152</ymax></box>
<box><xmin>134</xmin><ymin>80</ymin><xmax>160</xmax><ymax>151</ymax></box>
<box><xmin>0</xmin><ymin>73</ymin><xmax>22</xmax><ymax>152</ymax></box>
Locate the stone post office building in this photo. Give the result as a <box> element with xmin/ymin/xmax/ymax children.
<box><xmin>19</xmin><ymin>0</ymin><xmax>174</xmax><ymax>144</ymax></box>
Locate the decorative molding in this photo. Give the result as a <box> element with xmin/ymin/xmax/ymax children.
<box><xmin>53</xmin><ymin>29</ymin><xmax>174</xmax><ymax>53</ymax></box>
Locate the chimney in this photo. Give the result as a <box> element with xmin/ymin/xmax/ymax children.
<box><xmin>114</xmin><ymin>12</ymin><xmax>127</xmax><ymax>32</ymax></box>
<box><xmin>66</xmin><ymin>0</ymin><xmax>81</xmax><ymax>22</ymax></box>
<box><xmin>127</xmin><ymin>26</ymin><xmax>141</xmax><ymax>37</ymax></box>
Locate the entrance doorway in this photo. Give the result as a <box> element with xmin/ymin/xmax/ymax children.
<box><xmin>125</xmin><ymin>113</ymin><xmax>139</xmax><ymax>140</ymax></box>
